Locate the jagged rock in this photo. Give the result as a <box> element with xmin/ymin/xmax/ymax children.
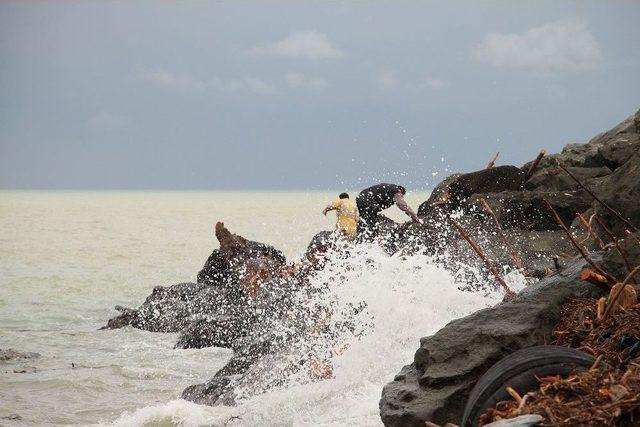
<box><xmin>0</xmin><ymin>349</ymin><xmax>40</xmax><ymax>362</ymax></box>
<box><xmin>379</xmin><ymin>257</ymin><xmax>605</xmax><ymax>426</ymax></box>
<box><xmin>601</xmin><ymin>231</ymin><xmax>640</xmax><ymax>287</ymax></box>
<box><xmin>468</xmin><ymin>190</ymin><xmax>592</xmax><ymax>231</ymax></box>
<box><xmin>524</xmin><ymin>165</ymin><xmax>611</xmax><ymax>192</ymax></box>
<box><xmin>418</xmin><ymin>167</ymin><xmax>525</xmax><ymax>215</ymax></box>
<box><xmin>198</xmin><ymin>222</ymin><xmax>286</xmax><ymax>287</ymax></box>
<box><xmin>418</xmin><ymin>174</ymin><xmax>463</xmax><ymax>216</ymax></box>
<box><xmin>522</xmin><ymin>110</ymin><xmax>639</xmax><ymax>173</ymax></box>
<box><xmin>174</xmin><ymin>316</ymin><xmax>246</xmax><ymax>349</ymax></box>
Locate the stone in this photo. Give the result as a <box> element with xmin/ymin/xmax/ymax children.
<box><xmin>524</xmin><ymin>166</ymin><xmax>611</xmax><ymax>192</ymax></box>
<box><xmin>379</xmin><ymin>257</ymin><xmax>605</xmax><ymax>426</ymax></box>
<box><xmin>0</xmin><ymin>349</ymin><xmax>40</xmax><ymax>362</ymax></box>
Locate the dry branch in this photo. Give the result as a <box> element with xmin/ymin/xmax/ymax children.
<box><xmin>559</xmin><ymin>164</ymin><xmax>639</xmax><ymax>233</ymax></box>
<box><xmin>543</xmin><ymin>200</ymin><xmax>617</xmax><ymax>287</ymax></box>
<box><xmin>451</xmin><ymin>220</ymin><xmax>515</xmax><ymax>297</ymax></box>
<box><xmin>486</xmin><ymin>151</ymin><xmax>500</xmax><ymax>169</ymax></box>
<box><xmin>525</xmin><ymin>149</ymin><xmax>546</xmax><ymax>179</ymax></box>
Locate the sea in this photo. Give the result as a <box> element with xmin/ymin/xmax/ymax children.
<box><xmin>0</xmin><ymin>190</ymin><xmax>513</xmax><ymax>426</ymax></box>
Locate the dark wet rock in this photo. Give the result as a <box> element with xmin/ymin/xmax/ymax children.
<box><xmin>104</xmin><ymin>282</ymin><xmax>209</xmax><ymax>332</ymax></box>
<box><xmin>0</xmin><ymin>349</ymin><xmax>40</xmax><ymax>362</ymax></box>
<box><xmin>379</xmin><ymin>257</ymin><xmax>605</xmax><ymax>426</ymax></box>
<box><xmin>601</xmin><ymin>231</ymin><xmax>640</xmax><ymax>286</ymax></box>
<box><xmin>198</xmin><ymin>222</ymin><xmax>286</xmax><ymax>287</ymax></box>
<box><xmin>468</xmin><ymin>190</ymin><xmax>592</xmax><ymax>231</ymax></box>
<box><xmin>522</xmin><ymin>109</ymin><xmax>639</xmax><ymax>173</ymax></box>
<box><xmin>524</xmin><ymin>165</ymin><xmax>611</xmax><ymax>192</ymax></box>
<box><xmin>418</xmin><ymin>174</ymin><xmax>463</xmax><ymax>217</ymax></box>
<box><xmin>174</xmin><ymin>316</ymin><xmax>246</xmax><ymax>349</ymax></box>
<box><xmin>418</xmin><ymin>167</ymin><xmax>525</xmax><ymax>215</ymax></box>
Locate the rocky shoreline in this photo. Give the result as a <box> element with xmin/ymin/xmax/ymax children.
<box><xmin>103</xmin><ymin>109</ymin><xmax>640</xmax><ymax>424</ymax></box>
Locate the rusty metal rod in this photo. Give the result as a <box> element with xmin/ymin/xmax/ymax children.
<box><xmin>543</xmin><ymin>199</ymin><xmax>617</xmax><ymax>285</ymax></box>
<box><xmin>559</xmin><ymin>164</ymin><xmax>638</xmax><ymax>233</ymax></box>
<box><xmin>451</xmin><ymin>220</ymin><xmax>515</xmax><ymax>297</ymax></box>
<box><xmin>479</xmin><ymin>197</ymin><xmax>525</xmax><ymax>269</ymax></box>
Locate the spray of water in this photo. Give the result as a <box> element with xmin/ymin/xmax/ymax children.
<box><xmin>109</xmin><ymin>242</ymin><xmax>520</xmax><ymax>426</ymax></box>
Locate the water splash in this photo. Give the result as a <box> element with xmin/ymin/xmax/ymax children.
<box><xmin>110</xmin><ymin>242</ymin><xmax>517</xmax><ymax>426</ymax></box>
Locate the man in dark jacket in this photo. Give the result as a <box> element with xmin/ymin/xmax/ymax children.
<box><xmin>356</xmin><ymin>183</ymin><xmax>420</xmax><ymax>234</ymax></box>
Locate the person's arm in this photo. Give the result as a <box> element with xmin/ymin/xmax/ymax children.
<box><xmin>323</xmin><ymin>200</ymin><xmax>338</xmax><ymax>216</ymax></box>
<box><xmin>393</xmin><ymin>192</ymin><xmax>420</xmax><ymax>223</ymax></box>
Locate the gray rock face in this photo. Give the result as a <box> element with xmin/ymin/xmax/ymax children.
<box><xmin>469</xmin><ymin>190</ymin><xmax>592</xmax><ymax>231</ymax></box>
<box><xmin>524</xmin><ymin>165</ymin><xmax>611</xmax><ymax>192</ymax></box>
<box><xmin>521</xmin><ymin>109</ymin><xmax>639</xmax><ymax>173</ymax></box>
<box><xmin>601</xmin><ymin>231</ymin><xmax>640</xmax><ymax>286</ymax></box>
<box><xmin>418</xmin><ymin>166</ymin><xmax>525</xmax><ymax>215</ymax></box>
<box><xmin>379</xmin><ymin>257</ymin><xmax>604</xmax><ymax>426</ymax></box>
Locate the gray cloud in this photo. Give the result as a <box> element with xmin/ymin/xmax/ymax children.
<box><xmin>253</xmin><ymin>30</ymin><xmax>345</xmax><ymax>60</ymax></box>
<box><xmin>473</xmin><ymin>20</ymin><xmax>602</xmax><ymax>73</ymax></box>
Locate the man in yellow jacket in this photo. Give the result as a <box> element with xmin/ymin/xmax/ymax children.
<box><xmin>322</xmin><ymin>192</ymin><xmax>360</xmax><ymax>241</ymax></box>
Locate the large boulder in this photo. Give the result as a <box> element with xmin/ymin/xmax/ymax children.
<box><xmin>104</xmin><ymin>223</ymin><xmax>289</xmax><ymax>351</ymax></box>
<box><xmin>521</xmin><ymin>109</ymin><xmax>640</xmax><ymax>173</ymax></box>
<box><xmin>468</xmin><ymin>190</ymin><xmax>592</xmax><ymax>231</ymax></box>
<box><xmin>601</xmin><ymin>231</ymin><xmax>640</xmax><ymax>286</ymax></box>
<box><xmin>418</xmin><ymin>167</ymin><xmax>525</xmax><ymax>215</ymax></box>
<box><xmin>524</xmin><ymin>165</ymin><xmax>611</xmax><ymax>192</ymax></box>
<box><xmin>379</xmin><ymin>257</ymin><xmax>605</xmax><ymax>426</ymax></box>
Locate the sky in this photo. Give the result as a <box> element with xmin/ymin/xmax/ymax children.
<box><xmin>1</xmin><ymin>1</ymin><xmax>639</xmax><ymax>190</ymax></box>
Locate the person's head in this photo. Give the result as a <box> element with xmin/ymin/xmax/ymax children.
<box><xmin>398</xmin><ymin>186</ymin><xmax>406</xmax><ymax>195</ymax></box>
<box><xmin>339</xmin><ymin>192</ymin><xmax>349</xmax><ymax>199</ymax></box>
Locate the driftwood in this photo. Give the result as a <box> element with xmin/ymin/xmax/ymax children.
<box><xmin>543</xmin><ymin>200</ymin><xmax>617</xmax><ymax>286</ymax></box>
<box><xmin>559</xmin><ymin>164</ymin><xmax>639</xmax><ymax>233</ymax></box>
<box><xmin>451</xmin><ymin>220</ymin><xmax>515</xmax><ymax>298</ymax></box>
<box><xmin>486</xmin><ymin>151</ymin><xmax>500</xmax><ymax>169</ymax></box>
<box><xmin>479</xmin><ymin>197</ymin><xmax>524</xmax><ymax>269</ymax></box>
<box><xmin>525</xmin><ymin>149</ymin><xmax>546</xmax><ymax>180</ymax></box>
<box><xmin>594</xmin><ymin>215</ymin><xmax>634</xmax><ymax>278</ymax></box>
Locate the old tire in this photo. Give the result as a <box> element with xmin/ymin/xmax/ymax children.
<box><xmin>461</xmin><ymin>346</ymin><xmax>595</xmax><ymax>426</ymax></box>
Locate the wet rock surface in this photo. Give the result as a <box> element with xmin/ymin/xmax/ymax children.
<box><xmin>379</xmin><ymin>257</ymin><xmax>604</xmax><ymax>426</ymax></box>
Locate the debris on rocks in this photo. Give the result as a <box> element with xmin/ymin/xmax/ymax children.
<box><xmin>479</xmin><ymin>363</ymin><xmax>640</xmax><ymax>426</ymax></box>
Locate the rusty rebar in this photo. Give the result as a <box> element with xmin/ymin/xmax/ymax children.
<box><xmin>486</xmin><ymin>151</ymin><xmax>500</xmax><ymax>169</ymax></box>
<box><xmin>559</xmin><ymin>164</ymin><xmax>639</xmax><ymax>233</ymax></box>
<box><xmin>525</xmin><ymin>149</ymin><xmax>546</xmax><ymax>179</ymax></box>
<box><xmin>451</xmin><ymin>220</ymin><xmax>515</xmax><ymax>297</ymax></box>
<box><xmin>479</xmin><ymin>197</ymin><xmax>525</xmax><ymax>269</ymax></box>
<box><xmin>543</xmin><ymin>200</ymin><xmax>617</xmax><ymax>286</ymax></box>
<box><xmin>594</xmin><ymin>215</ymin><xmax>634</xmax><ymax>278</ymax></box>
<box><xmin>577</xmin><ymin>213</ymin><xmax>605</xmax><ymax>249</ymax></box>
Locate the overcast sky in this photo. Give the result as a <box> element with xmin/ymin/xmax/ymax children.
<box><xmin>1</xmin><ymin>1</ymin><xmax>639</xmax><ymax>189</ymax></box>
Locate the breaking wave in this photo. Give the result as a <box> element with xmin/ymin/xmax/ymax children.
<box><xmin>109</xmin><ymin>242</ymin><xmax>520</xmax><ymax>426</ymax></box>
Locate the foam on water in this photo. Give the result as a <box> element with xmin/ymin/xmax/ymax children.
<box><xmin>110</xmin><ymin>243</ymin><xmax>514</xmax><ymax>426</ymax></box>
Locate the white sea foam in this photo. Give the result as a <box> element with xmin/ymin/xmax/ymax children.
<box><xmin>110</xmin><ymin>242</ymin><xmax>514</xmax><ymax>426</ymax></box>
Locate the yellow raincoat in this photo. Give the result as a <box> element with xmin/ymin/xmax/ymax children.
<box><xmin>328</xmin><ymin>198</ymin><xmax>360</xmax><ymax>240</ymax></box>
